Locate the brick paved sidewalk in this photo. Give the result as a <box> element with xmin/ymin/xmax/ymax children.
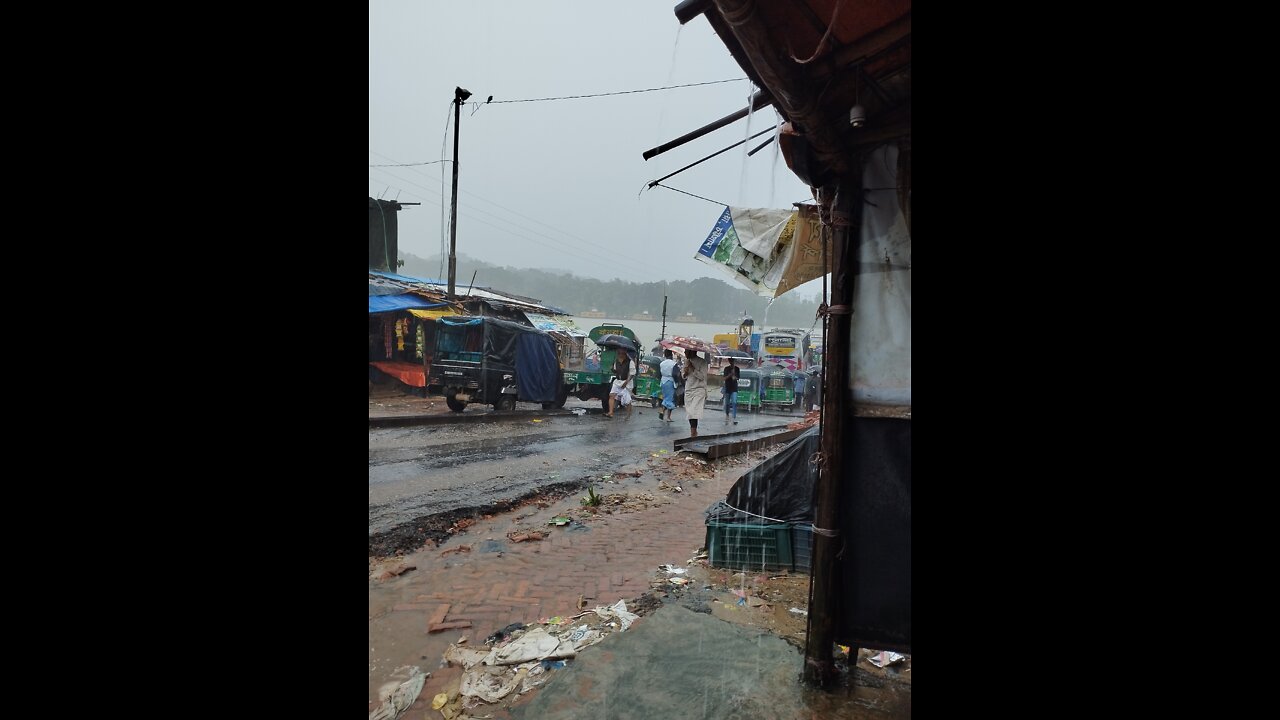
<box><xmin>368</xmin><ymin>452</ymin><xmax>758</xmax><ymax>712</ymax></box>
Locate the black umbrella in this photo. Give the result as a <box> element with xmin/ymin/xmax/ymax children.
<box><xmin>595</xmin><ymin>334</ymin><xmax>638</xmax><ymax>353</ymax></box>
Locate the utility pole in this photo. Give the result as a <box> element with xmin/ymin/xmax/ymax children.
<box><xmin>660</xmin><ymin>295</ymin><xmax>668</xmax><ymax>341</ymax></box>
<box><xmin>803</xmin><ymin>174</ymin><xmax>861</xmax><ymax>688</ymax></box>
<box><xmin>448</xmin><ymin>86</ymin><xmax>472</xmax><ymax>298</ymax></box>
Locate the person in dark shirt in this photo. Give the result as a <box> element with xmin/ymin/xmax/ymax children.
<box><xmin>722</xmin><ymin>359</ymin><xmax>741</xmax><ymax>425</ymax></box>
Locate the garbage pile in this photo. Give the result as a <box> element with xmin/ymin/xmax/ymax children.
<box><xmin>429</xmin><ymin>600</ymin><xmax>641</xmax><ymax>718</ymax></box>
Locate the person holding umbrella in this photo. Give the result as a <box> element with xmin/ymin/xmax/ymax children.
<box><xmin>683</xmin><ymin>347</ymin><xmax>709</xmax><ymax>436</ymax></box>
<box><xmin>605</xmin><ymin>347</ymin><xmax>636</xmax><ymax>419</ymax></box>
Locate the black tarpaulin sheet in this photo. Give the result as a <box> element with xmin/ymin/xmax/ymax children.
<box><xmin>515</xmin><ymin>333</ymin><xmax>558</xmax><ymax>402</ymax></box>
<box><xmin>834</xmin><ymin>416</ymin><xmax>911</xmax><ymax>653</ymax></box>
<box><xmin>481</xmin><ymin>317</ymin><xmax>528</xmax><ymax>370</ymax></box>
<box><xmin>704</xmin><ymin>426</ymin><xmax>819</xmax><ymax>524</ymax></box>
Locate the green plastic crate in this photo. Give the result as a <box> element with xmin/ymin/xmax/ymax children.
<box><xmin>704</xmin><ymin>522</ymin><xmax>793</xmax><ymax>571</ymax></box>
<box><xmin>791</xmin><ymin>525</ymin><xmax>813</xmax><ymax>573</ymax></box>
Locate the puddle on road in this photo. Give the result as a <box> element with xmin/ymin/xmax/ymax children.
<box><xmin>511</xmin><ymin>605</ymin><xmax>910</xmax><ymax>720</ymax></box>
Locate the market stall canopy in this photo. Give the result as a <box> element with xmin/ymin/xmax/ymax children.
<box><xmin>369</xmin><ymin>294</ymin><xmax>447</xmax><ymax>314</ymax></box>
<box><xmin>408</xmin><ymin>307</ymin><xmax>464</xmax><ymax>320</ymax></box>
<box><xmin>525</xmin><ymin>312</ymin><xmax>587</xmax><ymax>337</ymax></box>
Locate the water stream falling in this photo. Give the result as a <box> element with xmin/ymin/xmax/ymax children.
<box><xmin>739</xmin><ymin>82</ymin><xmax>759</xmax><ymax>203</ymax></box>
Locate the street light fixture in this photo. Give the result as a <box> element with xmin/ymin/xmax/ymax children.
<box><xmin>448</xmin><ymin>87</ymin><xmax>472</xmax><ymax>297</ymax></box>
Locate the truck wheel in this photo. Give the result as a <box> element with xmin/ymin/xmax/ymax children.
<box><xmin>495</xmin><ymin>394</ymin><xmax>516</xmax><ymax>412</ymax></box>
<box><xmin>542</xmin><ymin>388</ymin><xmax>568</xmax><ymax>409</ymax></box>
<box><xmin>446</xmin><ymin>395</ymin><xmax>466</xmax><ymax>412</ymax></box>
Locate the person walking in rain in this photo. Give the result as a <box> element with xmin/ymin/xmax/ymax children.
<box><xmin>605</xmin><ymin>348</ymin><xmax>636</xmax><ymax>419</ymax></box>
<box><xmin>722</xmin><ymin>358</ymin><xmax>740</xmax><ymax>425</ymax></box>
<box><xmin>683</xmin><ymin>347</ymin><xmax>709</xmax><ymax>437</ymax></box>
<box><xmin>658</xmin><ymin>349</ymin><xmax>680</xmax><ymax>422</ymax></box>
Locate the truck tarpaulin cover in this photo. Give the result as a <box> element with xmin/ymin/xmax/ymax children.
<box><xmin>478</xmin><ymin>317</ymin><xmax>558</xmax><ymax>403</ymax></box>
<box><xmin>514</xmin><ymin>333</ymin><xmax>559</xmax><ymax>402</ymax></box>
<box><xmin>704</xmin><ymin>427</ymin><xmax>819</xmax><ymax>524</ymax></box>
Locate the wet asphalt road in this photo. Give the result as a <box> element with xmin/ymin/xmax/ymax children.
<box><xmin>368</xmin><ymin>404</ymin><xmax>799</xmax><ymax>536</ymax></box>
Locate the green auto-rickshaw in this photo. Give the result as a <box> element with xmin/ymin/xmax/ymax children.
<box><xmin>761</xmin><ymin>365</ymin><xmax>799</xmax><ymax>409</ymax></box>
<box><xmin>634</xmin><ymin>353</ymin><xmax>664</xmax><ymax>407</ymax></box>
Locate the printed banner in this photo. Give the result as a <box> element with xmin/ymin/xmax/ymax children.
<box><xmin>693</xmin><ymin>205</ymin><xmax>824</xmax><ymax>298</ymax></box>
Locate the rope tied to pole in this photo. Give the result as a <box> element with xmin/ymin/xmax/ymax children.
<box><xmin>811</xmin><ymin>525</ymin><xmax>841</xmax><ymax>538</ymax></box>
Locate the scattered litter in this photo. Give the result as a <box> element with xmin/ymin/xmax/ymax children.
<box><xmin>445</xmin><ymin>644</ymin><xmax>492</xmax><ymax>669</ymax></box>
<box><xmin>670</xmin><ymin>577</ymin><xmax>691</xmax><ymax>586</ymax></box>
<box><xmin>566</xmin><ymin>625</ymin><xmax>604</xmax><ymax>651</ymax></box>
<box><xmin>506</xmin><ymin>530</ymin><xmax>546</xmax><ymax>543</ymax></box>
<box><xmin>460</xmin><ymin>665</ymin><xmax>527</xmax><ymax>703</ymax></box>
<box><xmin>483</xmin><ymin>622</ymin><xmax>526</xmax><ymax>645</ymax></box>
<box><xmin>488</xmin><ymin>626</ymin><xmax>576</xmax><ymax>666</ymax></box>
<box><xmin>658</xmin><ymin>565</ymin><xmax>688</xmax><ymax>575</ymax></box>
<box><xmin>540</xmin><ymin>659</ymin><xmax>567</xmax><ymax>669</ymax></box>
<box><xmin>547</xmin><ymin>517</ymin><xmax>571</xmax><ymax>526</ymax></box>
<box><xmin>369</xmin><ymin>669</ymin><xmax>426</xmax><ymax>720</ymax></box>
<box><xmin>531</xmin><ymin>419</ymin><xmax>543</xmax><ymax>423</ymax></box>
<box><xmin>431</xmin><ymin>693</ymin><xmax>449</xmax><ymax>710</ymax></box>
<box><xmin>572</xmin><ymin>409</ymin><xmax>586</xmax><ymax>415</ymax></box>
<box><xmin>789</xmin><ymin>607</ymin><xmax>809</xmax><ymax>616</ymax></box>
<box><xmin>867</xmin><ymin>651</ymin><xmax>906</xmax><ymax>668</ymax></box>
<box><xmin>543</xmin><ymin>616</ymin><xmax>565</xmax><ymax>625</ymax></box>
<box><xmin>440</xmin><ymin>545</ymin><xmax>472</xmax><ymax>557</ymax></box>
<box><xmin>594</xmin><ymin>599</ymin><xmax>640</xmax><ymax>632</ymax></box>
<box><xmin>458</xmin><ymin>636</ymin><xmax>468</xmax><ymax>644</ymax></box>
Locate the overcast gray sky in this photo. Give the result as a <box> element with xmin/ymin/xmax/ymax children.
<box><xmin>369</xmin><ymin>0</ymin><xmax>822</xmax><ymax>295</ymax></box>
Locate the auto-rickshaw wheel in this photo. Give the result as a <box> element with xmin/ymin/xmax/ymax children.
<box><xmin>446</xmin><ymin>395</ymin><xmax>466</xmax><ymax>412</ymax></box>
<box><xmin>495</xmin><ymin>394</ymin><xmax>516</xmax><ymax>412</ymax></box>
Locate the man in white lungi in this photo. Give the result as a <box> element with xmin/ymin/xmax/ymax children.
<box><xmin>682</xmin><ymin>348</ymin><xmax>709</xmax><ymax>437</ymax></box>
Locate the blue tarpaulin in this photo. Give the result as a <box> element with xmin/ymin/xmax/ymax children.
<box><xmin>368</xmin><ymin>270</ymin><xmax>447</xmax><ymax>285</ymax></box>
<box><xmin>515</xmin><ymin>333</ymin><xmax>559</xmax><ymax>403</ymax></box>
<box><xmin>368</xmin><ymin>294</ymin><xmax>445</xmax><ymax>313</ymax></box>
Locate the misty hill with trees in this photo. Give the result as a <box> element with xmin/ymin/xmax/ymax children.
<box><xmin>398</xmin><ymin>252</ymin><xmax>822</xmax><ymax>327</ymax></box>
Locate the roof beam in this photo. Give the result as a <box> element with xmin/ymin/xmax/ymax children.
<box><xmin>829</xmin><ymin>13</ymin><xmax>911</xmax><ymax>69</ymax></box>
<box><xmin>642</xmin><ymin>90</ymin><xmax>773</xmax><ymax>161</ymax></box>
<box><xmin>711</xmin><ymin>0</ymin><xmax>849</xmax><ymax>174</ymax></box>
